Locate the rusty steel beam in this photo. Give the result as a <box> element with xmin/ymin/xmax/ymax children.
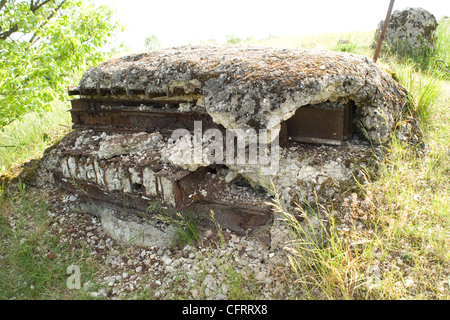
<box><xmin>70</xmin><ymin>99</ymin><xmax>224</xmax><ymax>134</ymax></box>
<box><xmin>71</xmin><ymin>98</ymin><xmax>354</xmax><ymax>146</ymax></box>
<box><xmin>68</xmin><ymin>86</ymin><xmax>80</xmax><ymax>96</ymax></box>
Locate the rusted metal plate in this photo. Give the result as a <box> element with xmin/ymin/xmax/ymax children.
<box><xmin>286</xmin><ymin>101</ymin><xmax>354</xmax><ymax>145</ymax></box>
<box><xmin>192</xmin><ymin>202</ymin><xmax>272</xmax><ymax>235</ymax></box>
<box><xmin>54</xmin><ymin>172</ymin><xmax>153</xmax><ymax>214</ymax></box>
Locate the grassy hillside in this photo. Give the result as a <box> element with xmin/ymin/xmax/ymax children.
<box><xmin>247</xmin><ymin>30</ymin><xmax>375</xmax><ymax>54</ymax></box>
<box><xmin>0</xmin><ymin>101</ymin><xmax>71</xmax><ymax>178</ymax></box>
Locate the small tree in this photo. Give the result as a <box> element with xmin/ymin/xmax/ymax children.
<box><xmin>0</xmin><ymin>0</ymin><xmax>119</xmax><ymax>129</ymax></box>
<box><xmin>226</xmin><ymin>34</ymin><xmax>242</xmax><ymax>44</ymax></box>
<box><xmin>144</xmin><ymin>34</ymin><xmax>161</xmax><ymax>51</ymax></box>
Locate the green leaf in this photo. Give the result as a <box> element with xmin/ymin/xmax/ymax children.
<box><xmin>0</xmin><ymin>0</ymin><xmax>120</xmax><ymax>129</ymax></box>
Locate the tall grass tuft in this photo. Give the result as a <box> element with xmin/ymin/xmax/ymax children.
<box><xmin>269</xmin><ymin>185</ymin><xmax>374</xmax><ymax>299</ymax></box>
<box><xmin>157</xmin><ymin>211</ymin><xmax>200</xmax><ymax>247</ymax></box>
<box><xmin>388</xmin><ymin>59</ymin><xmax>442</xmax><ymax>127</ymax></box>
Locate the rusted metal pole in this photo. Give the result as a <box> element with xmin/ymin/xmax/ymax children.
<box><xmin>373</xmin><ymin>0</ymin><xmax>395</xmax><ymax>63</ymax></box>
<box><xmin>435</xmin><ymin>59</ymin><xmax>450</xmax><ymax>73</ymax></box>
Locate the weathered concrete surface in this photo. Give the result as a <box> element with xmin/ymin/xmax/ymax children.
<box><xmin>37</xmin><ymin>46</ymin><xmax>418</xmax><ymax>248</ymax></box>
<box><xmin>374</xmin><ymin>7</ymin><xmax>438</xmax><ymax>55</ymax></box>
<box><xmin>77</xmin><ymin>46</ymin><xmax>409</xmax><ymax>144</ymax></box>
<box><xmin>99</xmin><ymin>208</ymin><xmax>177</xmax><ymax>248</ymax></box>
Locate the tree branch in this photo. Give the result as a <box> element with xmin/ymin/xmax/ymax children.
<box><xmin>0</xmin><ymin>0</ymin><xmax>7</xmax><ymax>12</ymax></box>
<box><xmin>0</xmin><ymin>24</ymin><xmax>18</xmax><ymax>41</ymax></box>
<box><xmin>29</xmin><ymin>0</ymin><xmax>66</xmax><ymax>45</ymax></box>
<box><xmin>0</xmin><ymin>0</ymin><xmax>65</xmax><ymax>43</ymax></box>
<box><xmin>31</xmin><ymin>0</ymin><xmax>54</xmax><ymax>13</ymax></box>
<box><xmin>1</xmin><ymin>0</ymin><xmax>56</xmax><ymax>41</ymax></box>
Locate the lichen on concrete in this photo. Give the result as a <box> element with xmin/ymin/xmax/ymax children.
<box><xmin>37</xmin><ymin>45</ymin><xmax>419</xmax><ymax>248</ymax></box>
<box><xmin>78</xmin><ymin>46</ymin><xmax>409</xmax><ymax>145</ymax></box>
<box><xmin>374</xmin><ymin>7</ymin><xmax>438</xmax><ymax>55</ymax></box>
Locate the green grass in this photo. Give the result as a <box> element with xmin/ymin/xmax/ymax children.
<box><xmin>0</xmin><ymin>186</ymin><xmax>103</xmax><ymax>299</ymax></box>
<box><xmin>0</xmin><ymin>100</ymin><xmax>72</xmax><ymax>178</ymax></box>
<box><xmin>245</xmin><ymin>30</ymin><xmax>374</xmax><ymax>56</ymax></box>
<box><xmin>156</xmin><ymin>211</ymin><xmax>200</xmax><ymax>247</ymax></box>
<box><xmin>388</xmin><ymin>58</ymin><xmax>443</xmax><ymax>127</ymax></box>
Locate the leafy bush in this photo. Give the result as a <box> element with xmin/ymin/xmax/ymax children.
<box><xmin>0</xmin><ymin>0</ymin><xmax>120</xmax><ymax>129</ymax></box>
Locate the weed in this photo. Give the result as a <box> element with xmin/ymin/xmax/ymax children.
<box><xmin>388</xmin><ymin>58</ymin><xmax>442</xmax><ymax>126</ymax></box>
<box><xmin>332</xmin><ymin>42</ymin><xmax>360</xmax><ymax>53</ymax></box>
<box><xmin>157</xmin><ymin>211</ymin><xmax>200</xmax><ymax>247</ymax></box>
<box><xmin>209</xmin><ymin>210</ymin><xmax>225</xmax><ymax>247</ymax></box>
<box><xmin>223</xmin><ymin>264</ymin><xmax>258</xmax><ymax>300</ymax></box>
<box><xmin>226</xmin><ymin>34</ymin><xmax>243</xmax><ymax>44</ymax></box>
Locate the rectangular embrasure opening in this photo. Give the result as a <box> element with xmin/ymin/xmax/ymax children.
<box><xmin>283</xmin><ymin>101</ymin><xmax>354</xmax><ymax>146</ymax></box>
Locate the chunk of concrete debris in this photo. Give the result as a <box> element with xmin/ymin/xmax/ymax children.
<box><xmin>374</xmin><ymin>7</ymin><xmax>438</xmax><ymax>55</ymax></box>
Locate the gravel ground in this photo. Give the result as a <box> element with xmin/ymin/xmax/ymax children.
<box><xmin>20</xmin><ymin>186</ymin><xmax>302</xmax><ymax>300</ymax></box>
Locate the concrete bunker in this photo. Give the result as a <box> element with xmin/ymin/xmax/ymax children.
<box><xmin>37</xmin><ymin>46</ymin><xmax>416</xmax><ymax>248</ymax></box>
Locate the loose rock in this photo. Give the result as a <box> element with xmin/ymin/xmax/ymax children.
<box><xmin>374</xmin><ymin>7</ymin><xmax>438</xmax><ymax>55</ymax></box>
